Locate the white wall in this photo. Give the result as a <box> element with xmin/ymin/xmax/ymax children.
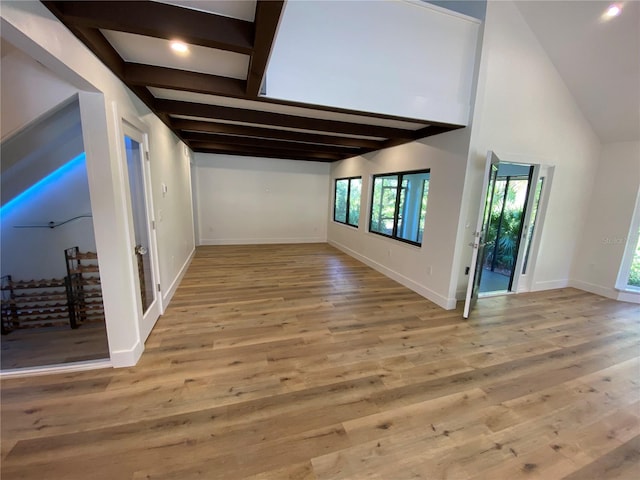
<box><xmin>451</xmin><ymin>0</ymin><xmax>602</xmax><ymax>299</ymax></box>
<box><xmin>328</xmin><ymin>127</ymin><xmax>472</xmax><ymax>310</ymax></box>
<box><xmin>1</xmin><ymin>98</ymin><xmax>83</xmax><ymax>205</ymax></box>
<box><xmin>1</xmin><ymin>155</ymin><xmax>96</xmax><ymax>280</ymax></box>
<box><xmin>266</xmin><ymin>0</ymin><xmax>480</xmax><ymax>125</ymax></box>
<box><xmin>195</xmin><ymin>154</ymin><xmax>329</xmax><ymax>245</ymax></box>
<box><xmin>140</xmin><ymin>114</ymin><xmax>195</xmax><ymax>305</ymax></box>
<box><xmin>0</xmin><ymin>46</ymin><xmax>79</xmax><ymax>142</ymax></box>
<box><xmin>572</xmin><ymin>141</ymin><xmax>640</xmax><ymax>302</ymax></box>
<box><xmin>1</xmin><ymin>2</ymin><xmax>195</xmax><ymax>367</ymax></box>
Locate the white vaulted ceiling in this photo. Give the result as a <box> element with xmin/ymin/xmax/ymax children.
<box><xmin>516</xmin><ymin>0</ymin><xmax>640</xmax><ymax>143</ymax></box>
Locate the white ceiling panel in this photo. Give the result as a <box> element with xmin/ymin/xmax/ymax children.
<box><xmin>170</xmin><ymin>115</ymin><xmax>386</xmax><ymax>141</ymax></box>
<box><xmin>154</xmin><ymin>0</ymin><xmax>256</xmax><ymax>21</ymax></box>
<box><xmin>102</xmin><ymin>29</ymin><xmax>250</xmax><ymax>79</ymax></box>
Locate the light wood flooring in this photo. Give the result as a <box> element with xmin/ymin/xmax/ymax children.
<box><xmin>1</xmin><ymin>322</ymin><xmax>109</xmax><ymax>370</ymax></box>
<box><xmin>1</xmin><ymin>243</ymin><xmax>639</xmax><ymax>479</ymax></box>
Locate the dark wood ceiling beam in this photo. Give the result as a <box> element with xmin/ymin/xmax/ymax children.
<box><xmin>181</xmin><ymin>131</ymin><xmax>359</xmax><ymax>155</ymax></box>
<box><xmin>171</xmin><ymin>119</ymin><xmax>384</xmax><ymax>149</ymax></box>
<box><xmin>188</xmin><ymin>142</ymin><xmax>346</xmax><ymax>162</ymax></box>
<box><xmin>45</xmin><ymin>1</ymin><xmax>254</xmax><ymax>54</ymax></box>
<box><xmin>43</xmin><ymin>4</ymin><xmax>172</xmax><ymax>127</ymax></box>
<box><xmin>69</xmin><ymin>26</ymin><xmax>126</xmax><ymax>79</ymax></box>
<box><xmin>247</xmin><ymin>1</ymin><xmax>285</xmax><ymax>97</ymax></box>
<box><xmin>381</xmin><ymin>123</ymin><xmax>465</xmax><ymax>149</ymax></box>
<box><xmin>192</xmin><ymin>147</ymin><xmax>337</xmax><ymax>163</ymax></box>
<box><xmin>158</xmin><ymin>100</ymin><xmax>415</xmax><ymax>139</ymax></box>
<box><xmin>125</xmin><ymin>63</ymin><xmax>247</xmax><ymax>97</ymax></box>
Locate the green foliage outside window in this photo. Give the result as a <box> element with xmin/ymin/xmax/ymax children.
<box><xmin>482</xmin><ymin>178</ymin><xmax>528</xmax><ymax>273</ymax></box>
<box><xmin>370</xmin><ymin>176</ymin><xmax>398</xmax><ymax>235</ymax></box>
<box><xmin>334</xmin><ymin>177</ymin><xmax>361</xmax><ymax>227</ymax></box>
<box><xmin>370</xmin><ymin>170</ymin><xmax>430</xmax><ymax>246</ymax></box>
<box><xmin>628</xmin><ymin>228</ymin><xmax>640</xmax><ymax>287</ymax></box>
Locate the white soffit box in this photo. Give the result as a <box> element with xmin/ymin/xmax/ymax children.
<box><xmin>265</xmin><ymin>0</ymin><xmax>481</xmax><ymax>125</ymax></box>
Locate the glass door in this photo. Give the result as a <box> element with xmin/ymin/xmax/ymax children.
<box><xmin>463</xmin><ymin>151</ymin><xmax>500</xmax><ymax>318</ymax></box>
<box><xmin>478</xmin><ymin>163</ymin><xmax>536</xmax><ymax>294</ymax></box>
<box><xmin>122</xmin><ymin>123</ymin><xmax>161</xmax><ymax>341</ymax></box>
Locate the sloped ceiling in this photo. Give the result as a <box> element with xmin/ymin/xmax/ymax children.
<box><xmin>516</xmin><ymin>0</ymin><xmax>640</xmax><ymax>143</ymax></box>
<box><xmin>42</xmin><ymin>0</ymin><xmax>464</xmax><ymax>162</ymax></box>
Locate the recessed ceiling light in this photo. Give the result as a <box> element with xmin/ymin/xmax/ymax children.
<box><xmin>605</xmin><ymin>4</ymin><xmax>622</xmax><ymax>17</ymax></box>
<box><xmin>170</xmin><ymin>41</ymin><xmax>189</xmax><ymax>54</ymax></box>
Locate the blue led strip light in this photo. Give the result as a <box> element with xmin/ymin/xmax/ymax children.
<box><xmin>1</xmin><ymin>152</ymin><xmax>86</xmax><ymax>214</ymax></box>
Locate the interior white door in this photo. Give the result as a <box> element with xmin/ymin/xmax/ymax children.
<box><xmin>463</xmin><ymin>151</ymin><xmax>500</xmax><ymax>318</ymax></box>
<box><xmin>122</xmin><ymin>123</ymin><xmax>161</xmax><ymax>341</ymax></box>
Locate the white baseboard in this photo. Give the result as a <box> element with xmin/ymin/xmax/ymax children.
<box><xmin>570</xmin><ymin>279</ymin><xmax>617</xmax><ymax>300</ymax></box>
<box><xmin>0</xmin><ymin>359</ymin><xmax>111</xmax><ymax>378</ymax></box>
<box><xmin>199</xmin><ymin>236</ymin><xmax>327</xmax><ymax>245</ymax></box>
<box><xmin>617</xmin><ymin>290</ymin><xmax>640</xmax><ymax>304</ymax></box>
<box><xmin>110</xmin><ymin>340</ymin><xmax>143</xmax><ymax>368</ymax></box>
<box><xmin>328</xmin><ymin>240</ymin><xmax>456</xmax><ymax>310</ymax></box>
<box><xmin>568</xmin><ymin>279</ymin><xmax>640</xmax><ymax>305</ymax></box>
<box><xmin>162</xmin><ymin>248</ymin><xmax>195</xmax><ymax>310</ymax></box>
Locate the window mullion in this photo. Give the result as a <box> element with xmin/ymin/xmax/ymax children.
<box><xmin>392</xmin><ymin>174</ymin><xmax>402</xmax><ymax>238</ymax></box>
<box><xmin>345</xmin><ymin>179</ymin><xmax>352</xmax><ymax>225</ymax></box>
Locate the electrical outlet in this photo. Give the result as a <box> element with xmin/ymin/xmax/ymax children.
<box><xmin>465</xmin><ymin>266</ymin><xmax>470</xmax><ymax>275</ymax></box>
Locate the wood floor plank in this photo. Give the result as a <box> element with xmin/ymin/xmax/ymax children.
<box><xmin>2</xmin><ymin>244</ymin><xmax>639</xmax><ymax>479</ymax></box>
<box><xmin>560</xmin><ymin>434</ymin><xmax>640</xmax><ymax>480</ymax></box>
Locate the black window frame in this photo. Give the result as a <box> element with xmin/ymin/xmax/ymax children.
<box><xmin>369</xmin><ymin>169</ymin><xmax>431</xmax><ymax>246</ymax></box>
<box><xmin>333</xmin><ymin>176</ymin><xmax>362</xmax><ymax>228</ymax></box>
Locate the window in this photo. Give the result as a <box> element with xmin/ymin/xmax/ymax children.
<box><xmin>626</xmin><ymin>227</ymin><xmax>640</xmax><ymax>289</ymax></box>
<box><xmin>333</xmin><ymin>177</ymin><xmax>361</xmax><ymax>227</ymax></box>
<box><xmin>369</xmin><ymin>170</ymin><xmax>430</xmax><ymax>246</ymax></box>
<box><xmin>617</xmin><ymin>190</ymin><xmax>640</xmax><ymax>291</ymax></box>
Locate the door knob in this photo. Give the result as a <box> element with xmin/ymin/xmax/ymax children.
<box><xmin>135</xmin><ymin>245</ymin><xmax>148</xmax><ymax>255</ymax></box>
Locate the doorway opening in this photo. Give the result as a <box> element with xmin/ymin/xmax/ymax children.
<box><xmin>0</xmin><ymin>97</ymin><xmax>109</xmax><ymax>370</ymax></box>
<box><xmin>464</xmin><ymin>151</ymin><xmax>552</xmax><ymax>318</ymax></box>
<box><xmin>478</xmin><ymin>163</ymin><xmax>540</xmax><ymax>295</ymax></box>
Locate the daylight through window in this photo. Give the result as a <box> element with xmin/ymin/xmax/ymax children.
<box><xmin>369</xmin><ymin>170</ymin><xmax>430</xmax><ymax>246</ymax></box>
<box><xmin>333</xmin><ymin>177</ymin><xmax>362</xmax><ymax>227</ymax></box>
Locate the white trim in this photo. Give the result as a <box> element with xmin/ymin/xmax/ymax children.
<box><xmin>1</xmin><ymin>359</ymin><xmax>111</xmax><ymax>378</ymax></box>
<box><xmin>109</xmin><ymin>340</ymin><xmax>144</xmax><ymax>368</ymax></box>
<box><xmin>200</xmin><ymin>237</ymin><xmax>327</xmax><ymax>245</ymax></box>
<box><xmin>329</xmin><ymin>239</ymin><xmax>457</xmax><ymax>310</ymax></box>
<box><xmin>570</xmin><ymin>279</ymin><xmax>617</xmax><ymax>300</ymax></box>
<box><xmin>519</xmin><ymin>166</ymin><xmax>554</xmax><ymax>292</ymax></box>
<box><xmin>615</xmin><ymin>185</ymin><xmax>640</xmax><ymax>290</ymax></box>
<box><xmin>162</xmin><ymin>247</ymin><xmax>195</xmax><ymax>308</ymax></box>
<box><xmin>110</xmin><ymin>102</ymin><xmax>144</xmax><ymax>322</ymax></box>
<box><xmin>116</xmin><ymin>109</ymin><xmax>163</xmax><ymax>343</ymax></box>
<box><xmin>479</xmin><ymin>290</ymin><xmax>515</xmax><ymax>299</ymax></box>
<box><xmin>510</xmin><ymin>163</ymin><xmax>541</xmax><ymax>293</ymax></box>
<box><xmin>569</xmin><ymin>280</ymin><xmax>640</xmax><ymax>305</ymax></box>
<box><xmin>617</xmin><ymin>290</ymin><xmax>640</xmax><ymax>304</ymax></box>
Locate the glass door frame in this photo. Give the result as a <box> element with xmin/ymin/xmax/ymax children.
<box><xmin>119</xmin><ymin>117</ymin><xmax>162</xmax><ymax>342</ymax></box>
<box><xmin>463</xmin><ymin>151</ymin><xmax>500</xmax><ymax>318</ymax></box>
<box><xmin>513</xmin><ymin>164</ymin><xmax>554</xmax><ymax>294</ymax></box>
